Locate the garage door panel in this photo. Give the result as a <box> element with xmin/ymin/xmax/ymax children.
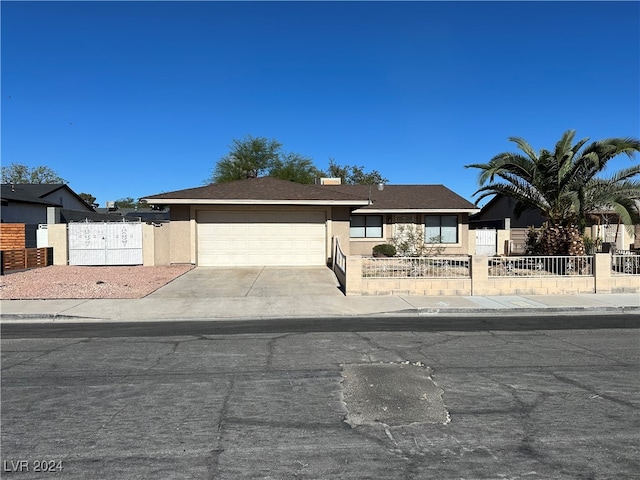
<box><xmin>197</xmin><ymin>210</ymin><xmax>326</xmax><ymax>266</ymax></box>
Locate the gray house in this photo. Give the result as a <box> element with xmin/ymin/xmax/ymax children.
<box><xmin>1</xmin><ymin>184</ymin><xmax>117</xmax><ymax>247</ymax></box>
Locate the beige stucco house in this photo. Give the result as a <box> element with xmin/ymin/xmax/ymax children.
<box><xmin>142</xmin><ymin>176</ymin><xmax>479</xmax><ymax>267</ymax></box>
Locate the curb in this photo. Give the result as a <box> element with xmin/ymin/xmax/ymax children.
<box><xmin>2</xmin><ymin>306</ymin><xmax>639</xmax><ymax>324</ymax></box>
<box><xmin>403</xmin><ymin>305</ymin><xmax>640</xmax><ymax>316</ymax></box>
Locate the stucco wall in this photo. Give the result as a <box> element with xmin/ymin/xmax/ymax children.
<box><xmin>41</xmin><ymin>190</ymin><xmax>89</xmax><ymax>211</ymax></box>
<box><xmin>329</xmin><ymin>206</ymin><xmax>352</xmax><ymax>256</ymax></box>
<box><xmin>143</xmin><ymin>222</ymin><xmax>171</xmax><ymax>266</ymax></box>
<box><xmin>477</xmin><ymin>196</ymin><xmax>545</xmax><ymax>228</ymax></box>
<box><xmin>350</xmin><ymin>214</ymin><xmax>472</xmax><ymax>256</ymax></box>
<box><xmin>47</xmin><ymin>224</ymin><xmax>68</xmax><ymax>265</ymax></box>
<box><xmin>169</xmin><ymin>205</ymin><xmax>193</xmax><ymax>264</ymax></box>
<box><xmin>1</xmin><ymin>203</ymin><xmax>47</xmax><ymax>224</ymax></box>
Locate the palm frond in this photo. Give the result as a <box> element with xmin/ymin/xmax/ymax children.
<box><xmin>472</xmin><ymin>131</ymin><xmax>640</xmax><ymax>228</ymax></box>
<box><xmin>554</xmin><ymin>130</ymin><xmax>578</xmax><ymax>160</ymax></box>
<box><xmin>467</xmin><ymin>152</ymin><xmax>536</xmax><ymax>185</ymax></box>
<box><xmin>508</xmin><ymin>136</ymin><xmax>538</xmax><ymax>162</ymax></box>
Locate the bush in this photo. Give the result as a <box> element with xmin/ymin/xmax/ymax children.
<box><xmin>372</xmin><ymin>244</ymin><xmax>396</xmax><ymax>257</ymax></box>
<box><xmin>525</xmin><ymin>226</ymin><xmax>542</xmax><ymax>255</ymax></box>
<box><xmin>391</xmin><ymin>224</ymin><xmax>444</xmax><ymax>256</ymax></box>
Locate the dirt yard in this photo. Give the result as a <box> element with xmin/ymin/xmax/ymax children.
<box><xmin>0</xmin><ymin>265</ymin><xmax>194</xmax><ymax>300</ymax></box>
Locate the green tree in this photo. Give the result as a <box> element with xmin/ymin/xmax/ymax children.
<box><xmin>269</xmin><ymin>153</ymin><xmax>322</xmax><ymax>184</ymax></box>
<box><xmin>466</xmin><ymin>130</ymin><xmax>640</xmax><ymax>255</ymax></box>
<box><xmin>1</xmin><ymin>163</ymin><xmax>67</xmax><ymax>184</ymax></box>
<box><xmin>209</xmin><ymin>135</ymin><xmax>283</xmax><ymax>183</ymax></box>
<box><xmin>324</xmin><ymin>158</ymin><xmax>388</xmax><ymax>185</ymax></box>
<box><xmin>78</xmin><ymin>192</ymin><xmax>97</xmax><ymax>207</ymax></box>
<box><xmin>115</xmin><ymin>197</ymin><xmax>148</xmax><ymax>209</ymax></box>
<box><xmin>208</xmin><ymin>136</ymin><xmax>390</xmax><ymax>185</ymax></box>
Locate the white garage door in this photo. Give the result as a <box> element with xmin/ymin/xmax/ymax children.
<box><xmin>197</xmin><ymin>210</ymin><xmax>327</xmax><ymax>266</ymax></box>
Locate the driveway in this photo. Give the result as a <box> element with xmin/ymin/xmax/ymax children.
<box><xmin>148</xmin><ymin>266</ymin><xmax>344</xmax><ymax>298</ymax></box>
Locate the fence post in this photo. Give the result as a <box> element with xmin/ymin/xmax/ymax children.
<box><xmin>345</xmin><ymin>256</ymin><xmax>363</xmax><ymax>296</ymax></box>
<box><xmin>471</xmin><ymin>255</ymin><xmax>489</xmax><ymax>296</ymax></box>
<box><xmin>0</xmin><ymin>251</ymin><xmax>4</xmax><ymax>275</ymax></box>
<box><xmin>594</xmin><ymin>253</ymin><xmax>612</xmax><ymax>293</ymax></box>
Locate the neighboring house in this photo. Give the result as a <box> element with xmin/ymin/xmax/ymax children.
<box><xmin>1</xmin><ymin>183</ymin><xmax>96</xmax><ymax>224</ymax></box>
<box><xmin>1</xmin><ymin>183</ymin><xmax>121</xmax><ymax>247</ymax></box>
<box><xmin>471</xmin><ymin>194</ymin><xmax>638</xmax><ymax>252</ymax></box>
<box><xmin>142</xmin><ymin>176</ymin><xmax>479</xmax><ymax>267</ymax></box>
<box><xmin>470</xmin><ymin>194</ymin><xmax>545</xmax><ymax>230</ymax></box>
<box><xmin>469</xmin><ymin>194</ymin><xmax>546</xmax><ymax>253</ymax></box>
<box><xmin>95</xmin><ymin>206</ymin><xmax>170</xmax><ymax>223</ymax></box>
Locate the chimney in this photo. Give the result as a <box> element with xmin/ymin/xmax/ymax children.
<box><xmin>316</xmin><ymin>177</ymin><xmax>342</xmax><ymax>185</ymax></box>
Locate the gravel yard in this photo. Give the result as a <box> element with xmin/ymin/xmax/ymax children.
<box><xmin>0</xmin><ymin>265</ymin><xmax>194</xmax><ymax>300</ymax></box>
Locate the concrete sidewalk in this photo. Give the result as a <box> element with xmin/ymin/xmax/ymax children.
<box><xmin>1</xmin><ymin>292</ymin><xmax>639</xmax><ymax>323</ymax></box>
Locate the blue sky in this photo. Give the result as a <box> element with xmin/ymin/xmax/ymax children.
<box><xmin>2</xmin><ymin>1</ymin><xmax>639</xmax><ymax>208</ymax></box>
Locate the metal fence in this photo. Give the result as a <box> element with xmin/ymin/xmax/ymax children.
<box><xmin>488</xmin><ymin>256</ymin><xmax>593</xmax><ymax>277</ymax></box>
<box><xmin>333</xmin><ymin>238</ymin><xmax>346</xmax><ymax>275</ymax></box>
<box><xmin>362</xmin><ymin>256</ymin><xmax>470</xmax><ymax>278</ymax></box>
<box><xmin>611</xmin><ymin>254</ymin><xmax>640</xmax><ymax>275</ymax></box>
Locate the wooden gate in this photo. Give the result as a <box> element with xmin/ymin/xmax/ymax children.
<box><xmin>475</xmin><ymin>229</ymin><xmax>497</xmax><ymax>256</ymax></box>
<box><xmin>68</xmin><ymin>221</ymin><xmax>143</xmax><ymax>265</ymax></box>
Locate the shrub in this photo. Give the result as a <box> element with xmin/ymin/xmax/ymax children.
<box><xmin>525</xmin><ymin>226</ymin><xmax>542</xmax><ymax>255</ymax></box>
<box><xmin>372</xmin><ymin>244</ymin><xmax>396</xmax><ymax>257</ymax></box>
<box><xmin>391</xmin><ymin>224</ymin><xmax>444</xmax><ymax>256</ymax></box>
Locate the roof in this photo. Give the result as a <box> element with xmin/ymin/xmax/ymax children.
<box><xmin>94</xmin><ymin>207</ymin><xmax>171</xmax><ymax>222</ymax></box>
<box><xmin>143</xmin><ymin>177</ymin><xmax>478</xmax><ymax>212</ymax></box>
<box><xmin>143</xmin><ymin>176</ymin><xmax>369</xmax><ymax>206</ymax></box>
<box><xmin>1</xmin><ymin>184</ymin><xmax>62</xmax><ymax>206</ymax></box>
<box><xmin>325</xmin><ymin>184</ymin><xmax>479</xmax><ymax>212</ymax></box>
<box><xmin>1</xmin><ymin>184</ymin><xmax>94</xmax><ymax>211</ymax></box>
<box><xmin>60</xmin><ymin>209</ymin><xmax>128</xmax><ymax>223</ymax></box>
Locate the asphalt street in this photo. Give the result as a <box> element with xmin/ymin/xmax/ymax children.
<box><xmin>2</xmin><ymin>313</ymin><xmax>639</xmax><ymax>338</ymax></box>
<box><xmin>1</xmin><ymin>314</ymin><xmax>639</xmax><ymax>479</ymax></box>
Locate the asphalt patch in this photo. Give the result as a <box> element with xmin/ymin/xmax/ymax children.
<box><xmin>341</xmin><ymin>362</ymin><xmax>450</xmax><ymax>427</ymax></box>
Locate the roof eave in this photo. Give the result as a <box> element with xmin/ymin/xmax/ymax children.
<box><xmin>142</xmin><ymin>198</ymin><xmax>370</xmax><ymax>206</ymax></box>
<box><xmin>352</xmin><ymin>208</ymin><xmax>481</xmax><ymax>214</ymax></box>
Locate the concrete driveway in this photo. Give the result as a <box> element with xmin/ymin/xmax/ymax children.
<box><xmin>148</xmin><ymin>266</ymin><xmax>344</xmax><ymax>298</ymax></box>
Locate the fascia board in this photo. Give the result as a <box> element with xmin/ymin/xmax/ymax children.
<box><xmin>142</xmin><ymin>198</ymin><xmax>369</xmax><ymax>206</ymax></box>
<box><xmin>352</xmin><ymin>208</ymin><xmax>482</xmax><ymax>214</ymax></box>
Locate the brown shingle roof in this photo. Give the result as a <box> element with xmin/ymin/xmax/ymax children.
<box><xmin>144</xmin><ymin>177</ymin><xmax>367</xmax><ymax>203</ymax></box>
<box><xmin>324</xmin><ymin>184</ymin><xmax>478</xmax><ymax>210</ymax></box>
<box><xmin>143</xmin><ymin>177</ymin><xmax>477</xmax><ymax>211</ymax></box>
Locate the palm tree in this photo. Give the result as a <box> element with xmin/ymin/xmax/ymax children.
<box><xmin>466</xmin><ymin>130</ymin><xmax>640</xmax><ymax>255</ymax></box>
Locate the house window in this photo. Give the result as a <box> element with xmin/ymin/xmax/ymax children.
<box><xmin>425</xmin><ymin>215</ymin><xmax>458</xmax><ymax>243</ymax></box>
<box><xmin>350</xmin><ymin>215</ymin><xmax>383</xmax><ymax>238</ymax></box>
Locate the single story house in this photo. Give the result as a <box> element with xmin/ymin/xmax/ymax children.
<box><xmin>471</xmin><ymin>193</ymin><xmax>639</xmax><ymax>253</ymax></box>
<box><xmin>142</xmin><ymin>176</ymin><xmax>479</xmax><ymax>267</ymax></box>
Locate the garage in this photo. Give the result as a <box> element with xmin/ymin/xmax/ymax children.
<box><xmin>197</xmin><ymin>210</ymin><xmax>327</xmax><ymax>266</ymax></box>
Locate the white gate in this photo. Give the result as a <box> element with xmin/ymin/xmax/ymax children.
<box><xmin>68</xmin><ymin>221</ymin><xmax>143</xmax><ymax>265</ymax></box>
<box><xmin>37</xmin><ymin>224</ymin><xmax>49</xmax><ymax>248</ymax></box>
<box><xmin>475</xmin><ymin>229</ymin><xmax>497</xmax><ymax>256</ymax></box>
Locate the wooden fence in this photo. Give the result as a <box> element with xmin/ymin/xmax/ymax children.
<box><xmin>0</xmin><ymin>223</ymin><xmax>26</xmax><ymax>250</ymax></box>
<box><xmin>1</xmin><ymin>247</ymin><xmax>53</xmax><ymax>275</ymax></box>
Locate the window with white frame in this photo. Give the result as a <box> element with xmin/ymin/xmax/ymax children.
<box><xmin>350</xmin><ymin>215</ymin><xmax>383</xmax><ymax>238</ymax></box>
<box><xmin>424</xmin><ymin>215</ymin><xmax>458</xmax><ymax>243</ymax></box>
